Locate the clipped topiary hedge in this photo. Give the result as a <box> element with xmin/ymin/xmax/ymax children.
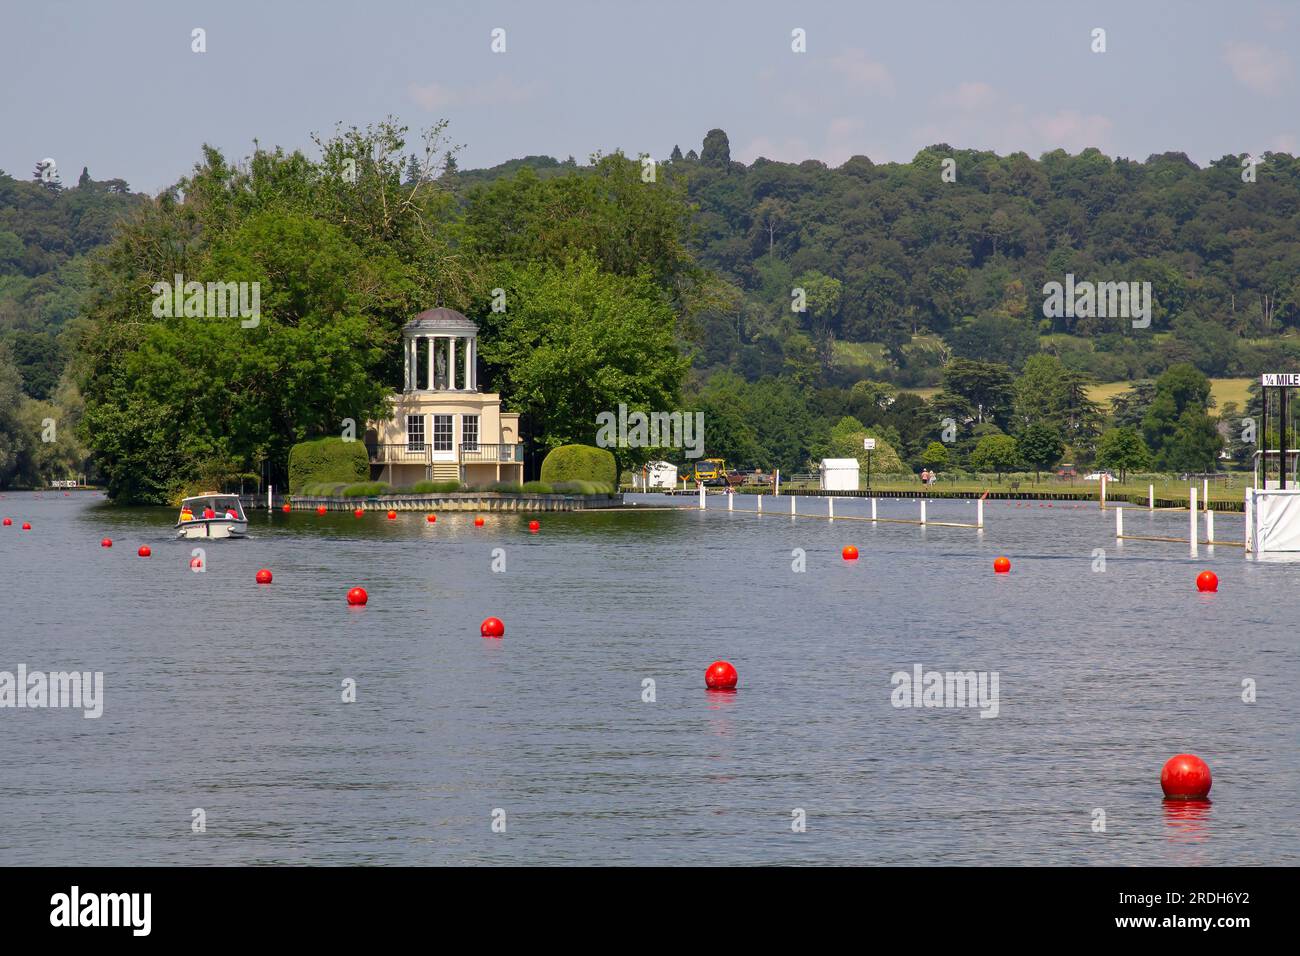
<box><xmin>540</xmin><ymin>444</ymin><xmax>617</xmax><ymax>491</ymax></box>
<box><xmin>288</xmin><ymin>438</ymin><xmax>369</xmax><ymax>493</ymax></box>
<box><xmin>522</xmin><ymin>480</ymin><xmax>553</xmax><ymax>494</ymax></box>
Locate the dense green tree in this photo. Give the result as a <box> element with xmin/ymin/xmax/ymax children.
<box><xmin>1095</xmin><ymin>426</ymin><xmax>1151</xmax><ymax>480</ymax></box>
<box><xmin>940</xmin><ymin>358</ymin><xmax>1015</xmax><ymax>425</ymax></box>
<box><xmin>970</xmin><ymin>433</ymin><xmax>1021</xmax><ymax>479</ymax></box>
<box><xmin>1016</xmin><ymin>422</ymin><xmax>1065</xmax><ymax>481</ymax></box>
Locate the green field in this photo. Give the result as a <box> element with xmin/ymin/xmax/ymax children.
<box><xmin>1086</xmin><ymin>377</ymin><xmax>1252</xmax><ymax>410</ymax></box>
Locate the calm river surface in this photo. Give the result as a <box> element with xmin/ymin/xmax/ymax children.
<box><xmin>1</xmin><ymin>490</ymin><xmax>1296</xmax><ymax>865</ymax></box>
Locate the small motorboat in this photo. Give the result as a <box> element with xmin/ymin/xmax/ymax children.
<box><xmin>175</xmin><ymin>493</ymin><xmax>248</xmax><ymax>539</ymax></box>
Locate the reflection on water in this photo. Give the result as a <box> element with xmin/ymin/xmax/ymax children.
<box><xmin>1</xmin><ymin>491</ymin><xmax>1297</xmax><ymax>865</ymax></box>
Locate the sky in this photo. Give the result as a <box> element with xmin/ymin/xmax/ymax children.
<box><xmin>2</xmin><ymin>0</ymin><xmax>1297</xmax><ymax>193</ymax></box>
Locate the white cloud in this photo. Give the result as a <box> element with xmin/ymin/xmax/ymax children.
<box><xmin>1031</xmin><ymin>109</ymin><xmax>1113</xmax><ymax>152</ymax></box>
<box><xmin>828</xmin><ymin>50</ymin><xmax>895</xmax><ymax>97</ymax></box>
<box><xmin>1223</xmin><ymin>41</ymin><xmax>1292</xmax><ymax>95</ymax></box>
<box><xmin>408</xmin><ymin>75</ymin><xmax>535</xmax><ymax>111</ymax></box>
<box><xmin>937</xmin><ymin>81</ymin><xmax>995</xmax><ymax>110</ymax></box>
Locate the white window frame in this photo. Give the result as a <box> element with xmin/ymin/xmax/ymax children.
<box><xmin>406</xmin><ymin>414</ymin><xmax>425</xmax><ymax>452</ymax></box>
<box><xmin>462</xmin><ymin>414</ymin><xmax>480</xmax><ymax>453</ymax></box>
<box><xmin>431</xmin><ymin>414</ymin><xmax>454</xmax><ymax>460</ymax></box>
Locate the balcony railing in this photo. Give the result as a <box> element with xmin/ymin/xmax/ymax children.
<box><xmin>367</xmin><ymin>442</ymin><xmax>523</xmax><ymax>464</ymax></box>
<box><xmin>460</xmin><ymin>443</ymin><xmax>524</xmax><ymax>463</ymax></box>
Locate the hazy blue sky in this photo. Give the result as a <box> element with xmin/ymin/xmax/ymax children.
<box><xmin>3</xmin><ymin>0</ymin><xmax>1297</xmax><ymax>193</ymax></box>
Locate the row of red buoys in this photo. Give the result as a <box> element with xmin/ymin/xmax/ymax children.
<box><xmin>281</xmin><ymin>506</ymin><xmax>498</xmax><ymax>527</ymax></box>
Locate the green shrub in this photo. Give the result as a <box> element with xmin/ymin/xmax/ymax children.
<box><xmin>300</xmin><ymin>481</ymin><xmax>348</xmax><ymax>496</ymax></box>
<box><xmin>487</xmin><ymin>480</ymin><xmax>523</xmax><ymax>493</ymax></box>
<box><xmin>539</xmin><ymin>444</ymin><xmax>617</xmax><ymax>490</ymax></box>
<box><xmin>288</xmin><ymin>438</ymin><xmax>369</xmax><ymax>492</ymax></box>
<box><xmin>410</xmin><ymin>479</ymin><xmax>461</xmax><ymax>494</ymax></box>
<box><xmin>522</xmin><ymin>480</ymin><xmax>553</xmax><ymax>494</ymax></box>
<box><xmin>342</xmin><ymin>481</ymin><xmax>391</xmax><ymax>497</ymax></box>
<box><xmin>552</xmin><ymin>479</ymin><xmax>612</xmax><ymax>495</ymax></box>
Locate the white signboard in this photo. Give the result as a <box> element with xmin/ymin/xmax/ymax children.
<box><xmin>1261</xmin><ymin>373</ymin><xmax>1300</xmax><ymax>387</ymax></box>
<box><xmin>863</xmin><ymin>438</ymin><xmax>877</xmax><ymax>450</ymax></box>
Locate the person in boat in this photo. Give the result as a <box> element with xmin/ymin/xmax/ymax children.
<box><xmin>224</xmin><ymin>506</ymin><xmax>237</xmax><ymax>518</ymax></box>
<box><xmin>179</xmin><ymin>505</ymin><xmax>194</xmax><ymax>522</ymax></box>
<box><xmin>202</xmin><ymin>504</ymin><xmax>216</xmax><ymax>519</ymax></box>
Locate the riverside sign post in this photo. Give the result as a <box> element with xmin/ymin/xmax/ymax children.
<box><xmin>1260</xmin><ymin>373</ymin><xmax>1300</xmax><ymax>489</ymax></box>
<box><xmin>864</xmin><ymin>437</ymin><xmax>876</xmax><ymax>492</ymax></box>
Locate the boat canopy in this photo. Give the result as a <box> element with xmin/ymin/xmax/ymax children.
<box><xmin>178</xmin><ymin>493</ymin><xmax>246</xmax><ymax>518</ymax></box>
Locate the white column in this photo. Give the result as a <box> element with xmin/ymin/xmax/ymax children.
<box><xmin>790</xmin><ymin>496</ymin><xmax>796</xmax><ymax>516</ymax></box>
<box><xmin>465</xmin><ymin>338</ymin><xmax>474</xmax><ymax>391</ymax></box>
<box><xmin>1189</xmin><ymin>487</ymin><xmax>1198</xmax><ymax>555</ymax></box>
<box><xmin>871</xmin><ymin>498</ymin><xmax>877</xmax><ymax>521</ymax></box>
<box><xmin>698</xmin><ymin>484</ymin><xmax>705</xmax><ymax>510</ymax></box>
<box><xmin>448</xmin><ymin>338</ymin><xmax>457</xmax><ymax>391</ymax></box>
<box><xmin>1116</xmin><ymin>506</ymin><xmax>1123</xmax><ymax>537</ymax></box>
<box><xmin>403</xmin><ymin>338</ymin><xmax>411</xmax><ymax>391</ymax></box>
<box><xmin>920</xmin><ymin>500</ymin><xmax>927</xmax><ymax>525</ymax></box>
<box><xmin>977</xmin><ymin>498</ymin><xmax>983</xmax><ymax>528</ymax></box>
<box><xmin>1206</xmin><ymin>509</ymin><xmax>1215</xmax><ymax>544</ymax></box>
<box><xmin>426</xmin><ymin>336</ymin><xmax>435</xmax><ymax>391</ymax></box>
<box><xmin>828</xmin><ymin>497</ymin><xmax>834</xmax><ymax>519</ymax></box>
<box><xmin>1149</xmin><ymin>483</ymin><xmax>1154</xmax><ymax>510</ymax></box>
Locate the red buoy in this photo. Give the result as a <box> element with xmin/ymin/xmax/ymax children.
<box><xmin>1161</xmin><ymin>753</ymin><xmax>1212</xmax><ymax>799</ymax></box>
<box><xmin>387</xmin><ymin>510</ymin><xmax>397</xmax><ymax>520</ymax></box>
<box><xmin>474</xmin><ymin>516</ymin><xmax>485</xmax><ymax>527</ymax></box>
<box><xmin>346</xmin><ymin>586</ymin><xmax>368</xmax><ymax>606</ymax></box>
<box><xmin>2</xmin><ymin>518</ymin><xmax>11</xmax><ymax>526</ymax></box>
<box><xmin>281</xmin><ymin>504</ymin><xmax>291</xmax><ymax>513</ymax></box>
<box><xmin>101</xmin><ymin>538</ymin><xmax>112</xmax><ymax>548</ymax></box>
<box><xmin>426</xmin><ymin>514</ymin><xmax>437</xmax><ymax>523</ymax></box>
<box><xmin>138</xmin><ymin>545</ymin><xmax>151</xmax><ymax>557</ymax></box>
<box><xmin>21</xmin><ymin>522</ymin><xmax>31</xmax><ymax>530</ymax></box>
<box><xmin>480</xmin><ymin>616</ymin><xmax>505</xmax><ymax>638</ymax></box>
<box><xmin>705</xmin><ymin>660</ymin><xmax>738</xmax><ymax>690</ymax></box>
<box><xmin>993</xmin><ymin>556</ymin><xmax>1011</xmax><ymax>574</ymax></box>
<box><xmin>354</xmin><ymin>508</ymin><xmax>364</xmax><ymax>518</ymax></box>
<box><xmin>189</xmin><ymin>556</ymin><xmax>202</xmax><ymax>569</ymax></box>
<box><xmin>842</xmin><ymin>545</ymin><xmax>859</xmax><ymax>561</ymax></box>
<box><xmin>1196</xmin><ymin>570</ymin><xmax>1218</xmax><ymax>592</ymax></box>
<box><xmin>528</xmin><ymin>520</ymin><xmax>540</xmax><ymax>534</ymax></box>
<box><xmin>316</xmin><ymin>506</ymin><xmax>327</xmax><ymax>516</ymax></box>
<box><xmin>255</xmin><ymin>568</ymin><xmax>273</xmax><ymax>584</ymax></box>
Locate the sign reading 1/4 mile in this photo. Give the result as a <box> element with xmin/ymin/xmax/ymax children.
<box><xmin>863</xmin><ymin>438</ymin><xmax>877</xmax><ymax>450</ymax></box>
<box><xmin>1262</xmin><ymin>373</ymin><xmax>1300</xmax><ymax>387</ymax></box>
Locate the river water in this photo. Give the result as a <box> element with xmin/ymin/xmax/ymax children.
<box><xmin>1</xmin><ymin>490</ymin><xmax>1296</xmax><ymax>865</ymax></box>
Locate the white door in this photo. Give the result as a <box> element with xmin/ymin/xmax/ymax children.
<box><xmin>431</xmin><ymin>414</ymin><xmax>455</xmax><ymax>462</ymax></box>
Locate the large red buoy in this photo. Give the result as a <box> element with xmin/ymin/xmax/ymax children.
<box><xmin>1161</xmin><ymin>754</ymin><xmax>1212</xmax><ymax>799</ymax></box>
<box><xmin>528</xmin><ymin>520</ymin><xmax>540</xmax><ymax>534</ymax></box>
<box><xmin>281</xmin><ymin>504</ymin><xmax>291</xmax><ymax>513</ymax></box>
<box><xmin>842</xmin><ymin>545</ymin><xmax>859</xmax><ymax>561</ymax></box>
<box><xmin>2</xmin><ymin>518</ymin><xmax>11</xmax><ymax>526</ymax></box>
<box><xmin>354</xmin><ymin>508</ymin><xmax>364</xmax><ymax>518</ymax></box>
<box><xmin>993</xmin><ymin>556</ymin><xmax>1011</xmax><ymax>574</ymax></box>
<box><xmin>480</xmin><ymin>616</ymin><xmax>505</xmax><ymax>638</ymax></box>
<box><xmin>255</xmin><ymin>568</ymin><xmax>273</xmax><ymax>584</ymax></box>
<box><xmin>346</xmin><ymin>586</ymin><xmax>368</xmax><ymax>606</ymax></box>
<box><xmin>138</xmin><ymin>545</ymin><xmax>151</xmax><ymax>557</ymax></box>
<box><xmin>316</xmin><ymin>506</ymin><xmax>327</xmax><ymax>516</ymax></box>
<box><xmin>426</xmin><ymin>514</ymin><xmax>437</xmax><ymax>523</ymax></box>
<box><xmin>189</xmin><ymin>556</ymin><xmax>202</xmax><ymax>569</ymax></box>
<box><xmin>474</xmin><ymin>516</ymin><xmax>485</xmax><ymax>527</ymax></box>
<box><xmin>101</xmin><ymin>538</ymin><xmax>112</xmax><ymax>548</ymax></box>
<box><xmin>1196</xmin><ymin>570</ymin><xmax>1218</xmax><ymax>592</ymax></box>
<box><xmin>21</xmin><ymin>522</ymin><xmax>31</xmax><ymax>530</ymax></box>
<box><xmin>705</xmin><ymin>660</ymin><xmax>738</xmax><ymax>690</ymax></box>
<box><xmin>387</xmin><ymin>510</ymin><xmax>397</xmax><ymax>520</ymax></box>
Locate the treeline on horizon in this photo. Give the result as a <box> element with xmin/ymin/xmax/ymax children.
<box><xmin>0</xmin><ymin>121</ymin><xmax>1296</xmax><ymax>499</ymax></box>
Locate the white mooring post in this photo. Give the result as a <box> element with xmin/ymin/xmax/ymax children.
<box><xmin>977</xmin><ymin>498</ymin><xmax>984</xmax><ymax>528</ymax></box>
<box><xmin>1100</xmin><ymin>474</ymin><xmax>1107</xmax><ymax>510</ymax></box>
<box><xmin>1116</xmin><ymin>505</ymin><xmax>1123</xmax><ymax>538</ymax></box>
<box><xmin>757</xmin><ymin>494</ymin><xmax>763</xmax><ymax>514</ymax></box>
<box><xmin>828</xmin><ymin>497</ymin><xmax>834</xmax><ymax>519</ymax></box>
<box><xmin>727</xmin><ymin>491</ymin><xmax>734</xmax><ymax>512</ymax></box>
<box><xmin>1149</xmin><ymin>483</ymin><xmax>1155</xmax><ymax>510</ymax></box>
<box><xmin>774</xmin><ymin>469</ymin><xmax>781</xmax><ymax>496</ymax></box>
<box><xmin>1189</xmin><ymin>486</ymin><xmax>1198</xmax><ymax>555</ymax></box>
<box><xmin>1203</xmin><ymin>478</ymin><xmax>1209</xmax><ymax>512</ymax></box>
<box><xmin>871</xmin><ymin>498</ymin><xmax>878</xmax><ymax>521</ymax></box>
<box><xmin>1206</xmin><ymin>509</ymin><xmax>1215</xmax><ymax>545</ymax></box>
<box><xmin>698</xmin><ymin>484</ymin><xmax>705</xmax><ymax>510</ymax></box>
<box><xmin>920</xmin><ymin>500</ymin><xmax>927</xmax><ymax>525</ymax></box>
<box><xmin>268</xmin><ymin>484</ymin><xmax>273</xmax><ymax>511</ymax></box>
<box><xmin>791</xmin><ymin>496</ymin><xmax>797</xmax><ymax>517</ymax></box>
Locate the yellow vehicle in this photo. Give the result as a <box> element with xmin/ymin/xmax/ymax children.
<box><xmin>687</xmin><ymin>458</ymin><xmax>728</xmax><ymax>486</ymax></box>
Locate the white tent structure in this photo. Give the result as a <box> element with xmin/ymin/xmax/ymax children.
<box><xmin>642</xmin><ymin>461</ymin><xmax>678</xmax><ymax>490</ymax></box>
<box><xmin>820</xmin><ymin>458</ymin><xmax>860</xmax><ymax>492</ymax></box>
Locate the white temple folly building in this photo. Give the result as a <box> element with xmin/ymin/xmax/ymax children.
<box><xmin>366</xmin><ymin>308</ymin><xmax>523</xmax><ymax>487</ymax></box>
